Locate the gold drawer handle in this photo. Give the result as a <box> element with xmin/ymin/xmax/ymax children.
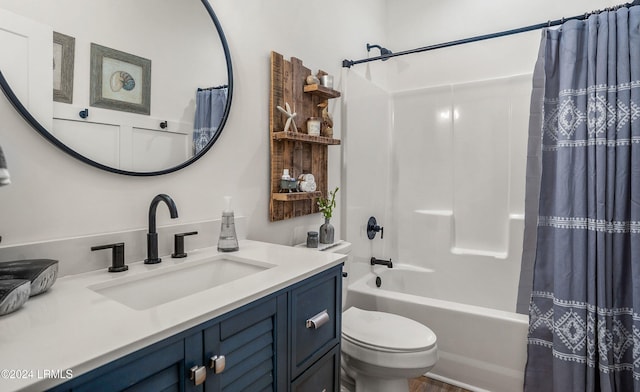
<box><xmin>306</xmin><ymin>309</ymin><xmax>330</xmax><ymax>329</ymax></box>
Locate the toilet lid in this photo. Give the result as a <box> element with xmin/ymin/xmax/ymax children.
<box><xmin>342</xmin><ymin>307</ymin><xmax>436</xmax><ymax>352</ymax></box>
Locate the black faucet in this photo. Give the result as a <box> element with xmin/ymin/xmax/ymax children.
<box><xmin>370</xmin><ymin>257</ymin><xmax>393</xmax><ymax>268</ymax></box>
<box><xmin>145</xmin><ymin>194</ymin><xmax>179</xmax><ymax>264</ymax></box>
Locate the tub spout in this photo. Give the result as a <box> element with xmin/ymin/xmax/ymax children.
<box><xmin>371</xmin><ymin>257</ymin><xmax>393</xmax><ymax>268</ymax></box>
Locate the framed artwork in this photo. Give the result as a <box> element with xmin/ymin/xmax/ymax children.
<box><xmin>90</xmin><ymin>43</ymin><xmax>151</xmax><ymax>115</ymax></box>
<box><xmin>53</xmin><ymin>32</ymin><xmax>75</xmax><ymax>104</ymax></box>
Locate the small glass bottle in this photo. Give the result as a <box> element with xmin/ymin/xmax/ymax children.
<box><xmin>218</xmin><ymin>196</ymin><xmax>239</xmax><ymax>252</ymax></box>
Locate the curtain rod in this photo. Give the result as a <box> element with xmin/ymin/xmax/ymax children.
<box><xmin>342</xmin><ymin>0</ymin><xmax>640</xmax><ymax>68</ymax></box>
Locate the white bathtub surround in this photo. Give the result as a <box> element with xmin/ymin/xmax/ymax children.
<box><xmin>405</xmin><ymin>210</ymin><xmax>524</xmax><ymax>312</ymax></box>
<box><xmin>389</xmin><ymin>74</ymin><xmax>530</xmax><ymax>262</ymax></box>
<box><xmin>348</xmin><ymin>267</ymin><xmax>528</xmax><ymax>392</ymax></box>
<box><xmin>0</xmin><ymin>240</ymin><xmax>345</xmax><ymax>391</ymax></box>
<box><xmin>344</xmin><ymin>72</ymin><xmax>531</xmax><ymax>279</ymax></box>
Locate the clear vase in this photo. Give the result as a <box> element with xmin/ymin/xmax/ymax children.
<box><xmin>319</xmin><ymin>218</ymin><xmax>334</xmax><ymax>244</ymax></box>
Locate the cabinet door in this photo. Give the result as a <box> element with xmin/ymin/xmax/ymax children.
<box><xmin>70</xmin><ymin>339</ymin><xmax>185</xmax><ymax>392</ymax></box>
<box><xmin>291</xmin><ymin>345</ymin><xmax>340</xmax><ymax>392</ymax></box>
<box><xmin>203</xmin><ymin>295</ymin><xmax>287</xmax><ymax>392</ymax></box>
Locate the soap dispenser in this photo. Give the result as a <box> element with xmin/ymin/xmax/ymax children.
<box><xmin>218</xmin><ymin>196</ymin><xmax>239</xmax><ymax>252</ymax></box>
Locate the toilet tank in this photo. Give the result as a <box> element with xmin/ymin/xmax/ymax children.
<box><xmin>323</xmin><ymin>241</ymin><xmax>352</xmax><ymax>256</ymax></box>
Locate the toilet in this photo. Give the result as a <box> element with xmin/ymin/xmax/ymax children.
<box><xmin>324</xmin><ymin>242</ymin><xmax>438</xmax><ymax>392</ymax></box>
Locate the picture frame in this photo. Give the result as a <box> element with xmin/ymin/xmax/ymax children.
<box><xmin>53</xmin><ymin>32</ymin><xmax>75</xmax><ymax>104</ymax></box>
<box><xmin>90</xmin><ymin>43</ymin><xmax>151</xmax><ymax>115</ymax></box>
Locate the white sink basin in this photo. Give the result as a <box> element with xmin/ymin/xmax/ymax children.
<box><xmin>89</xmin><ymin>255</ymin><xmax>273</xmax><ymax>310</ymax></box>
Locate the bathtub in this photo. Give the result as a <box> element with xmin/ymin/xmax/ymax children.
<box><xmin>346</xmin><ymin>265</ymin><xmax>529</xmax><ymax>392</ymax></box>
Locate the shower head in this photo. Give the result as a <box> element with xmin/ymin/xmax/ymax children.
<box><xmin>366</xmin><ymin>43</ymin><xmax>393</xmax><ymax>61</ymax></box>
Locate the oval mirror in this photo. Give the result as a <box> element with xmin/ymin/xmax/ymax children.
<box><xmin>0</xmin><ymin>0</ymin><xmax>232</xmax><ymax>176</ymax></box>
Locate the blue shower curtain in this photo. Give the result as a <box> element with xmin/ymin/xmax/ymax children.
<box><xmin>524</xmin><ymin>6</ymin><xmax>640</xmax><ymax>391</ymax></box>
<box><xmin>193</xmin><ymin>87</ymin><xmax>228</xmax><ymax>155</ymax></box>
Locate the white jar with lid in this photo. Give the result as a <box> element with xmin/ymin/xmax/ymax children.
<box><xmin>307</xmin><ymin>117</ymin><xmax>321</xmax><ymax>136</ymax></box>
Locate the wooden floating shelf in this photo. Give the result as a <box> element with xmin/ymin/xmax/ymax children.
<box><xmin>272</xmin><ymin>191</ymin><xmax>322</xmax><ymax>202</ymax></box>
<box><xmin>273</xmin><ymin>131</ymin><xmax>341</xmax><ymax>145</ymax></box>
<box><xmin>303</xmin><ymin>84</ymin><xmax>341</xmax><ymax>99</ymax></box>
<box><xmin>270</xmin><ymin>51</ymin><xmax>341</xmax><ymax>221</ymax></box>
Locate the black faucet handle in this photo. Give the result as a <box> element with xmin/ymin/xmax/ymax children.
<box><xmin>91</xmin><ymin>242</ymin><xmax>128</xmax><ymax>272</ymax></box>
<box><xmin>172</xmin><ymin>231</ymin><xmax>198</xmax><ymax>258</ymax></box>
<box><xmin>367</xmin><ymin>216</ymin><xmax>384</xmax><ymax>240</ymax></box>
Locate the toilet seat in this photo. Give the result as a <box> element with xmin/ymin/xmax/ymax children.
<box><xmin>342</xmin><ymin>307</ymin><xmax>436</xmax><ymax>353</ymax></box>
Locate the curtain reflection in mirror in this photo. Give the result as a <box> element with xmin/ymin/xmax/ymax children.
<box><xmin>193</xmin><ymin>86</ymin><xmax>228</xmax><ymax>155</ymax></box>
<box><xmin>0</xmin><ymin>144</ymin><xmax>10</xmax><ymax>186</ymax></box>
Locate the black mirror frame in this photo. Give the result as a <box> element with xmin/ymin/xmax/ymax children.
<box><xmin>0</xmin><ymin>0</ymin><xmax>233</xmax><ymax>176</ymax></box>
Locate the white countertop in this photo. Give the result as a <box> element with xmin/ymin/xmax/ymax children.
<box><xmin>0</xmin><ymin>240</ymin><xmax>345</xmax><ymax>392</ymax></box>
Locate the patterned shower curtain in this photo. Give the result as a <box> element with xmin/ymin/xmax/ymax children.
<box><xmin>523</xmin><ymin>6</ymin><xmax>640</xmax><ymax>392</ymax></box>
<box><xmin>193</xmin><ymin>87</ymin><xmax>228</xmax><ymax>155</ymax></box>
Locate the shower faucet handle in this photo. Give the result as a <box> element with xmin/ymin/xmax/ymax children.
<box><xmin>367</xmin><ymin>216</ymin><xmax>384</xmax><ymax>240</ymax></box>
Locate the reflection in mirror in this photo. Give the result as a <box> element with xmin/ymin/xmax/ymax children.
<box><xmin>0</xmin><ymin>0</ymin><xmax>232</xmax><ymax>175</ymax></box>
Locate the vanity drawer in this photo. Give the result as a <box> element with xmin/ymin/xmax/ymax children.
<box><xmin>290</xmin><ymin>266</ymin><xmax>341</xmax><ymax>378</ymax></box>
<box><xmin>291</xmin><ymin>344</ymin><xmax>340</xmax><ymax>392</ymax></box>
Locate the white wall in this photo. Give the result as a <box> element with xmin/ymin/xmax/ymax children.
<box><xmin>0</xmin><ymin>0</ymin><xmax>387</xmax><ymax>258</ymax></box>
<box><xmin>384</xmin><ymin>0</ymin><xmax>621</xmax><ymax>91</ymax></box>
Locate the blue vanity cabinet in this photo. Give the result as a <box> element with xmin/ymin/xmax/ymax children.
<box><xmin>45</xmin><ymin>264</ymin><xmax>342</xmax><ymax>392</ymax></box>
